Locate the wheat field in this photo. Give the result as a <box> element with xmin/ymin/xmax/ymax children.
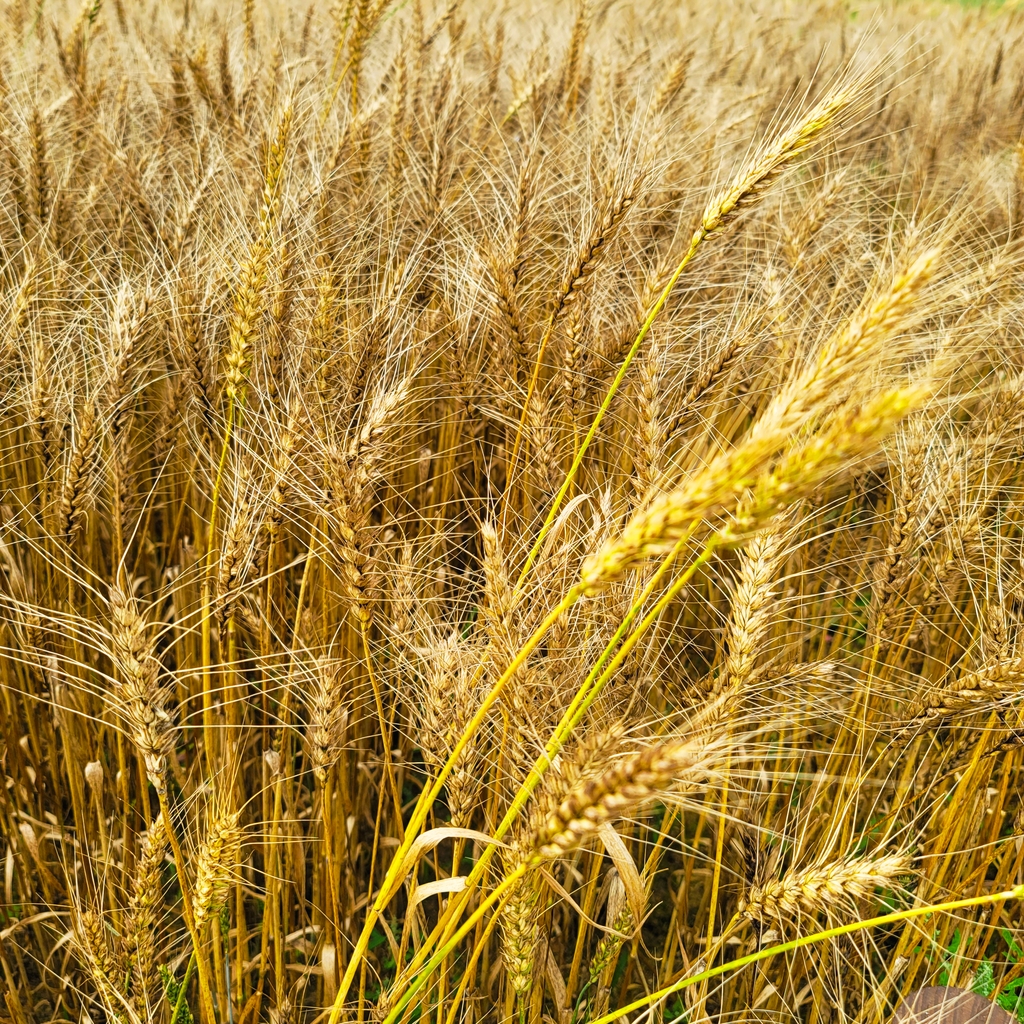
<box><xmin>2</xmin><ymin>1</ymin><xmax>1024</xmax><ymax>1023</ymax></box>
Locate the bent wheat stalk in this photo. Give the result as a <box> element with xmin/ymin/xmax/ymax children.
<box><xmin>515</xmin><ymin>83</ymin><xmax>855</xmax><ymax>588</ymax></box>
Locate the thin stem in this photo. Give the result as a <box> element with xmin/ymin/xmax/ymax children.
<box><xmin>171</xmin><ymin>952</ymin><xmax>198</xmax><ymax>1024</ymax></box>
<box><xmin>201</xmin><ymin>398</ymin><xmax>236</xmax><ymax>767</ymax></box>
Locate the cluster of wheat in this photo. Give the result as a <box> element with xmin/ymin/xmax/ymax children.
<box><xmin>2</xmin><ymin>1</ymin><xmax>1024</xmax><ymax>1023</ymax></box>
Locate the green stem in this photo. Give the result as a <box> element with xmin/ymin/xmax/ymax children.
<box><xmin>171</xmin><ymin>952</ymin><xmax>198</xmax><ymax>1024</ymax></box>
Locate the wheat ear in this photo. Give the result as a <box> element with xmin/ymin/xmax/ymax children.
<box><xmin>528</xmin><ymin>730</ymin><xmax>725</xmax><ymax>861</ymax></box>
<box><xmin>192</xmin><ymin>809</ymin><xmax>244</xmax><ymax>934</ymax></box>
<box><xmin>739</xmin><ymin>853</ymin><xmax>913</xmax><ymax>925</ymax></box>
<box><xmin>108</xmin><ymin>585</ymin><xmax>177</xmax><ymax>791</ymax></box>
<box><xmin>225</xmin><ymin>106</ymin><xmax>291</xmax><ymax>403</ymax></box>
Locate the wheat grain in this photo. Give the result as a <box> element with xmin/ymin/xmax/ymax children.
<box><xmin>225</xmin><ymin>105</ymin><xmax>291</xmax><ymax>403</ymax></box>
<box><xmin>108</xmin><ymin>585</ymin><xmax>177</xmax><ymax>790</ymax></box>
<box><xmin>717</xmin><ymin>517</ymin><xmax>790</xmax><ymax>695</ymax></box>
<box><xmin>123</xmin><ymin>818</ymin><xmax>168</xmax><ymax>1009</ymax></box>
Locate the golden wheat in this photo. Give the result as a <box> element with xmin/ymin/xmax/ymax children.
<box><xmin>1</xmin><ymin>3</ymin><xmax>1023</xmax><ymax>1024</ymax></box>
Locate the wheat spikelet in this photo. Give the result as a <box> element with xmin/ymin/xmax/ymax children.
<box><xmin>58</xmin><ymin>399</ymin><xmax>98</xmax><ymax>543</ymax></box>
<box><xmin>193</xmin><ymin>809</ymin><xmax>243</xmax><ymax>934</ymax></box>
<box><xmin>306</xmin><ymin>655</ymin><xmax>350</xmax><ymax>785</ymax></box>
<box><xmin>898</xmin><ymin>657</ymin><xmax>1024</xmax><ymax>734</ymax></box>
<box><xmin>504</xmin><ymin>68</ymin><xmax>551</xmax><ymax>125</ymax></box>
<box><xmin>253</xmin><ymin>401</ymin><xmax>299</xmax><ymax>571</ymax></box>
<box><xmin>480</xmin><ymin>520</ymin><xmax>517</xmax><ymax>656</ymax></box>
<box><xmin>169</xmin><ymin>50</ymin><xmax>194</xmax><ymax>134</ymax></box>
<box><xmin>488</xmin><ymin>250</ymin><xmax>528</xmax><ymax>380</ymax></box>
<box><xmin>413</xmin><ymin>631</ymin><xmax>487</xmax><ymax>825</ymax></box>
<box><xmin>500</xmin><ymin>851</ymin><xmax>541</xmax><ymax>1001</ymax></box>
<box><xmin>123</xmin><ymin>817</ymin><xmax>168</xmax><ymax>1008</ymax></box>
<box><xmin>187</xmin><ymin>43</ymin><xmax>223</xmax><ymax>119</ymax></box>
<box><xmin>649</xmin><ymin>52</ymin><xmax>690</xmax><ymax>119</ymax></box>
<box><xmin>108</xmin><ymin>585</ymin><xmax>177</xmax><ymax>790</ymax></box>
<box><xmin>782</xmin><ymin>172</ymin><xmax>846</xmax><ymax>269</ymax></box>
<box><xmin>700</xmin><ymin>88</ymin><xmax>851</xmax><ymax>237</ymax></box>
<box><xmin>869</xmin><ymin>426</ymin><xmax>931</xmax><ymax>643</ymax></box>
<box><xmin>581</xmin><ymin>247</ymin><xmax>939</xmax><ymax>593</ymax></box>
<box><xmin>243</xmin><ymin>0</ymin><xmax>256</xmax><ymax>52</ymax></box>
<box><xmin>733</xmin><ymin>383</ymin><xmax>933</xmax><ymax>536</ymax></box>
<box><xmin>344</xmin><ymin>376</ymin><xmax>412</xmax><ymax>481</ymax></box>
<box><xmin>632</xmin><ymin>336</ymin><xmax>664</xmax><ymax>503</ymax></box>
<box><xmin>2</xmin><ymin>252</ymin><xmax>36</xmax><ymax>357</ymax></box>
<box><xmin>529</xmin><ymin>728</ymin><xmax>725</xmax><ymax>861</ymax></box>
<box><xmin>77</xmin><ymin>908</ymin><xmax>126</xmax><ymax>1008</ymax></box>
<box><xmin>225</xmin><ymin>105</ymin><xmax>291</xmax><ymax>402</ymax></box>
<box><xmin>554</xmin><ymin>171</ymin><xmax>642</xmax><ymax>323</ymax></box>
<box><xmin>308</xmin><ymin>255</ymin><xmax>339</xmax><ymax>400</ymax></box>
<box><xmin>788</xmin><ymin>249</ymin><xmax>940</xmax><ymax>419</ymax></box>
<box><xmin>559</xmin><ymin>296</ymin><xmax>591</xmax><ymax>431</ymax></box>
<box><xmin>216</xmin><ymin>478</ymin><xmax>254</xmax><ymax>624</ymax></box>
<box><xmin>557</xmin><ymin>0</ymin><xmax>589</xmax><ymax>121</ymax></box>
<box><xmin>265</xmin><ymin>240</ymin><xmax>297</xmax><ymax>400</ymax></box>
<box><xmin>218</xmin><ymin>31</ymin><xmax>238</xmax><ymax>116</ymax></box>
<box><xmin>387</xmin><ymin>541</ymin><xmax>420</xmax><ymax>643</ymax></box>
<box><xmin>738</xmin><ymin>853</ymin><xmax>913</xmax><ymax>925</ymax></box>
<box><xmin>327</xmin><ymin>376</ymin><xmax>411</xmax><ymax>624</ymax></box>
<box><xmin>106</xmin><ymin>283</ymin><xmax>149</xmax><ymax>442</ymax></box>
<box><xmin>80</xmin><ymin>908</ymin><xmax>117</xmax><ymax>979</ymax></box>
<box><xmin>345</xmin><ymin>0</ymin><xmax>376</xmax><ymax>117</ymax></box>
<box><xmin>526</xmin><ymin>388</ymin><xmax>560</xmax><ymax>498</ymax></box>
<box><xmin>716</xmin><ymin>517</ymin><xmax>790</xmax><ymax>695</ymax></box>
<box><xmin>27</xmin><ymin>108</ymin><xmax>49</xmax><ymax>227</ymax></box>
<box><xmin>587</xmin><ymin>878</ymin><xmax>634</xmax><ymax>1016</ymax></box>
<box><xmin>331</xmin><ymin>509</ymin><xmax>372</xmax><ymax>627</ymax></box>
<box><xmin>661</xmin><ymin>328</ymin><xmax>752</xmax><ymax>443</ymax></box>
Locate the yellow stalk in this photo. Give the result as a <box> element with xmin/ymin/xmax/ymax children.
<box><xmin>201</xmin><ymin>398</ymin><xmax>235</xmax><ymax>766</ymax></box>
